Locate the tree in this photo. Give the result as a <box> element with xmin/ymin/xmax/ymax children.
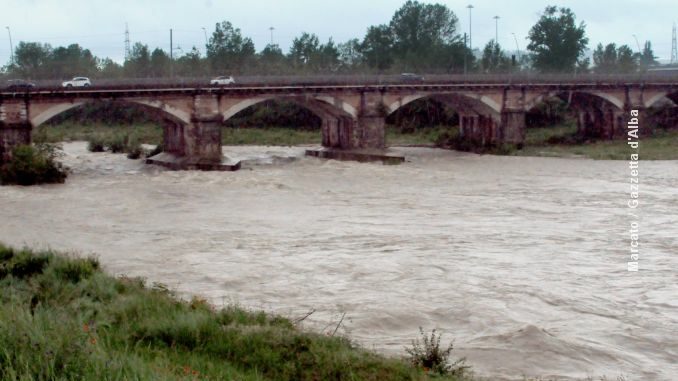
<box><xmin>98</xmin><ymin>58</ymin><xmax>123</xmax><ymax>78</ymax></box>
<box><xmin>616</xmin><ymin>45</ymin><xmax>637</xmax><ymax>73</ymax></box>
<box><xmin>639</xmin><ymin>41</ymin><xmax>658</xmax><ymax>69</ymax></box>
<box><xmin>593</xmin><ymin>43</ymin><xmax>638</xmax><ymax>73</ymax></box>
<box><xmin>175</xmin><ymin>47</ymin><xmax>203</xmax><ymax>77</ymax></box>
<box><xmin>527</xmin><ymin>6</ymin><xmax>588</xmax><ymax>73</ymax></box>
<box><xmin>49</xmin><ymin>44</ymin><xmax>98</xmax><ymax>78</ymax></box>
<box><xmin>12</xmin><ymin>42</ymin><xmax>52</xmax><ymax>78</ymax></box>
<box><xmin>388</xmin><ymin>0</ymin><xmax>461</xmax><ymax>71</ymax></box>
<box><xmin>480</xmin><ymin>40</ymin><xmax>509</xmax><ymax>73</ymax></box>
<box><xmin>288</xmin><ymin>32</ymin><xmax>320</xmax><ymax>70</ymax></box>
<box><xmin>150</xmin><ymin>48</ymin><xmax>170</xmax><ymax>77</ymax></box>
<box><xmin>124</xmin><ymin>42</ymin><xmax>152</xmax><ymax>77</ymax></box>
<box><xmin>593</xmin><ymin>43</ymin><xmax>617</xmax><ymax>72</ymax></box>
<box><xmin>338</xmin><ymin>39</ymin><xmax>363</xmax><ymax>71</ymax></box>
<box><xmin>207</xmin><ymin>21</ymin><xmax>256</xmax><ymax>74</ymax></box>
<box><xmin>258</xmin><ymin>44</ymin><xmax>287</xmax><ymax>74</ymax></box>
<box><xmin>360</xmin><ymin>25</ymin><xmax>394</xmax><ymax>71</ymax></box>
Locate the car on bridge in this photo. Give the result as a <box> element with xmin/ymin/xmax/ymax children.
<box><xmin>4</xmin><ymin>79</ymin><xmax>36</xmax><ymax>91</ymax></box>
<box><xmin>62</xmin><ymin>77</ymin><xmax>91</xmax><ymax>88</ymax></box>
<box><xmin>400</xmin><ymin>73</ymin><xmax>424</xmax><ymax>83</ymax></box>
<box><xmin>210</xmin><ymin>76</ymin><xmax>235</xmax><ymax>86</ymax></box>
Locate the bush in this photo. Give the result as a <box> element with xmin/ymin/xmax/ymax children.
<box><xmin>108</xmin><ymin>134</ymin><xmax>127</xmax><ymax>153</ymax></box>
<box><xmin>87</xmin><ymin>137</ymin><xmax>106</xmax><ymax>152</ymax></box>
<box><xmin>0</xmin><ymin>144</ymin><xmax>68</xmax><ymax>186</ymax></box>
<box><xmin>406</xmin><ymin>328</ymin><xmax>469</xmax><ymax>377</ymax></box>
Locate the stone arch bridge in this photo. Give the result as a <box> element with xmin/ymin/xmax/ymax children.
<box><xmin>1</xmin><ymin>79</ymin><xmax>676</xmax><ymax>169</ymax></box>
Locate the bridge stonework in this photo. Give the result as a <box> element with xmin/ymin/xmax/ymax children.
<box><xmin>1</xmin><ymin>81</ymin><xmax>675</xmax><ymax>169</ymax></box>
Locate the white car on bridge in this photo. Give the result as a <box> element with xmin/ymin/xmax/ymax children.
<box><xmin>210</xmin><ymin>76</ymin><xmax>235</xmax><ymax>86</ymax></box>
<box><xmin>62</xmin><ymin>77</ymin><xmax>91</xmax><ymax>87</ymax></box>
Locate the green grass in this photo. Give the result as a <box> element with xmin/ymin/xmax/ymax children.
<box><xmin>34</xmin><ymin>123</ymin><xmax>163</xmax><ymax>145</ymax></box>
<box><xmin>35</xmin><ymin>123</ymin><xmax>455</xmax><ymax>147</ymax></box>
<box><xmin>386</xmin><ymin>125</ymin><xmax>457</xmax><ymax>146</ymax></box>
<box><xmin>517</xmin><ymin>123</ymin><xmax>678</xmax><ymax>160</ymax></box>
<box><xmin>0</xmin><ymin>243</ymin><xmax>472</xmax><ymax>381</ymax></box>
<box><xmin>221</xmin><ymin>127</ymin><xmax>320</xmax><ymax>146</ymax></box>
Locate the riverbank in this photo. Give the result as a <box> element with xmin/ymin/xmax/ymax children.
<box><xmin>515</xmin><ymin>124</ymin><xmax>678</xmax><ymax>160</ymax></box>
<box><xmin>0</xmin><ymin>243</ymin><xmax>471</xmax><ymax>381</ymax></box>
<box><xmin>34</xmin><ymin>122</ymin><xmax>678</xmax><ymax>160</ymax></box>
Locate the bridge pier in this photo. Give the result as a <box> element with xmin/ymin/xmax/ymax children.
<box><xmin>576</xmin><ymin>107</ymin><xmax>626</xmax><ymax>140</ymax></box>
<box><xmin>0</xmin><ymin>99</ymin><xmax>31</xmax><ymax>163</ymax></box>
<box><xmin>500</xmin><ymin>110</ymin><xmax>526</xmax><ymax>145</ymax></box>
<box><xmin>307</xmin><ymin>91</ymin><xmax>404</xmax><ymax>164</ymax></box>
<box><xmin>0</xmin><ymin>122</ymin><xmax>32</xmax><ymax>163</ymax></box>
<box><xmin>147</xmin><ymin>95</ymin><xmax>241</xmax><ymax>171</ymax></box>
<box><xmin>147</xmin><ymin>117</ymin><xmax>241</xmax><ymax>171</ymax></box>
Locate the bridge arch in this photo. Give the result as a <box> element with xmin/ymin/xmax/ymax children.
<box><xmin>221</xmin><ymin>95</ymin><xmax>358</xmax><ymax>149</ymax></box>
<box><xmin>524</xmin><ymin>90</ymin><xmax>625</xmax><ymax>112</ymax></box>
<box><xmin>385</xmin><ymin>92</ymin><xmax>504</xmax><ymax>147</ymax></box>
<box><xmin>386</xmin><ymin>92</ymin><xmax>502</xmax><ymax>116</ymax></box>
<box><xmin>30</xmin><ymin>98</ymin><xmax>190</xmax><ymax>127</ymax></box>
<box><xmin>222</xmin><ymin>95</ymin><xmax>356</xmax><ymax>121</ymax></box>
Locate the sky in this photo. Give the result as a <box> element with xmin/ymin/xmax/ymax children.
<box><xmin>0</xmin><ymin>0</ymin><xmax>676</xmax><ymax>66</ymax></box>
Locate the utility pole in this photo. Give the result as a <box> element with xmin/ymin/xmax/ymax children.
<box><xmin>463</xmin><ymin>33</ymin><xmax>467</xmax><ymax>75</ymax></box>
<box><xmin>493</xmin><ymin>16</ymin><xmax>500</xmax><ymax>43</ymax></box>
<box><xmin>269</xmin><ymin>26</ymin><xmax>275</xmax><ymax>45</ymax></box>
<box><xmin>671</xmin><ymin>23</ymin><xmax>677</xmax><ymax>64</ymax></box>
<box><xmin>5</xmin><ymin>26</ymin><xmax>14</xmax><ymax>66</ymax></box>
<box><xmin>170</xmin><ymin>28</ymin><xmax>173</xmax><ymax>77</ymax></box>
<box><xmin>467</xmin><ymin>5</ymin><xmax>474</xmax><ymax>52</ymax></box>
<box><xmin>124</xmin><ymin>23</ymin><xmax>131</xmax><ymax>61</ymax></box>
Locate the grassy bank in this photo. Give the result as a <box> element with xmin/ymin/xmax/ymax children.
<box><xmin>516</xmin><ymin>124</ymin><xmax>678</xmax><ymax>160</ymax></box>
<box><xmin>34</xmin><ymin>123</ymin><xmax>321</xmax><ymax>147</ymax></box>
<box><xmin>35</xmin><ymin>123</ymin><xmax>446</xmax><ymax>147</ymax></box>
<box><xmin>0</xmin><ymin>244</ymin><xmax>471</xmax><ymax>381</ymax></box>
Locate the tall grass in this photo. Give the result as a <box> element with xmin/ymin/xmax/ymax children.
<box><xmin>0</xmin><ymin>243</ymin><xmax>473</xmax><ymax>381</ymax></box>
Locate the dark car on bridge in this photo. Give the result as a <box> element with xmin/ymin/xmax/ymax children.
<box><xmin>4</xmin><ymin>79</ymin><xmax>36</xmax><ymax>91</ymax></box>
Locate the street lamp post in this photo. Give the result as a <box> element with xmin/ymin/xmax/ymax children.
<box><xmin>632</xmin><ymin>34</ymin><xmax>641</xmax><ymax>55</ymax></box>
<box><xmin>467</xmin><ymin>5</ymin><xmax>474</xmax><ymax>51</ymax></box>
<box><xmin>512</xmin><ymin>32</ymin><xmax>520</xmax><ymax>60</ymax></box>
<box><xmin>493</xmin><ymin>16</ymin><xmax>500</xmax><ymax>43</ymax></box>
<box><xmin>5</xmin><ymin>26</ymin><xmax>14</xmax><ymax>65</ymax></box>
<box><xmin>202</xmin><ymin>27</ymin><xmax>208</xmax><ymax>48</ymax></box>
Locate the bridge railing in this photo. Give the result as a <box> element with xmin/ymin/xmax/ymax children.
<box><xmin>5</xmin><ymin>72</ymin><xmax>678</xmax><ymax>92</ymax></box>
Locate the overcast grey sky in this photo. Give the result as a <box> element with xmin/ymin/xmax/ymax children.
<box><xmin>1</xmin><ymin>0</ymin><xmax>676</xmax><ymax>65</ymax></box>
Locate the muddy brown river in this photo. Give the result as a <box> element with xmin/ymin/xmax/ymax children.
<box><xmin>1</xmin><ymin>142</ymin><xmax>676</xmax><ymax>380</ymax></box>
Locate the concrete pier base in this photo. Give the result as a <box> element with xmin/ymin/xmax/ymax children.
<box><xmin>305</xmin><ymin>148</ymin><xmax>404</xmax><ymax>165</ymax></box>
<box><xmin>146</xmin><ymin>152</ymin><xmax>241</xmax><ymax>171</ymax></box>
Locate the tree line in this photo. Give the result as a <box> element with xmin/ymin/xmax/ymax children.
<box><xmin>1</xmin><ymin>2</ymin><xmax>660</xmax><ymax>80</ymax></box>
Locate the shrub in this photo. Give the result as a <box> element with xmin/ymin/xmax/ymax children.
<box><xmin>405</xmin><ymin>327</ymin><xmax>469</xmax><ymax>377</ymax></box>
<box><xmin>53</xmin><ymin>257</ymin><xmax>99</xmax><ymax>283</ymax></box>
<box><xmin>124</xmin><ymin>143</ymin><xmax>142</xmax><ymax>159</ymax></box>
<box><xmin>87</xmin><ymin>137</ymin><xmax>106</xmax><ymax>152</ymax></box>
<box><xmin>0</xmin><ymin>144</ymin><xmax>68</xmax><ymax>185</ymax></box>
<box><xmin>108</xmin><ymin>134</ymin><xmax>127</xmax><ymax>153</ymax></box>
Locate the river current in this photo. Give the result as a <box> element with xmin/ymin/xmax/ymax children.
<box><xmin>1</xmin><ymin>142</ymin><xmax>676</xmax><ymax>380</ymax></box>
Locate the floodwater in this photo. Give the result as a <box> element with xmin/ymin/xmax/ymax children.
<box><xmin>1</xmin><ymin>142</ymin><xmax>677</xmax><ymax>380</ymax></box>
